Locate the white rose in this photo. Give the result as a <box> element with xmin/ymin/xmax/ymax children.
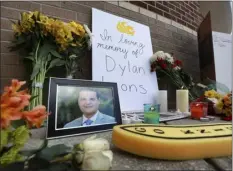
<box><xmin>82</xmin><ymin>135</ymin><xmax>110</xmax><ymax>152</ymax></box>
<box><xmin>150</xmin><ymin>51</ymin><xmax>165</xmax><ymax>63</ymax></box>
<box><xmin>156</xmin><ymin>51</ymin><xmax>166</xmax><ymax>59</ymax></box>
<box><xmin>174</xmin><ymin>66</ymin><xmax>181</xmax><ymax>70</ymax></box>
<box><xmin>165</xmin><ymin>53</ymin><xmax>174</xmax><ymax>63</ymax></box>
<box><xmin>81</xmin><ymin>151</ymin><xmax>112</xmax><ymax>170</ymax></box>
<box><xmin>150</xmin><ymin>54</ymin><xmax>158</xmax><ymax>63</ymax></box>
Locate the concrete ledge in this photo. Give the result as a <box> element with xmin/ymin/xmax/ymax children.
<box><xmin>119</xmin><ymin>1</ymin><xmax>139</xmax><ymax>13</ymax></box>
<box><xmin>27</xmin><ymin>121</ymin><xmax>230</xmax><ymax>170</ymax></box>
<box><xmin>157</xmin><ymin>14</ymin><xmax>171</xmax><ymax>25</ymax></box>
<box><xmin>206</xmin><ymin>157</ymin><xmax>232</xmax><ymax>171</ymax></box>
<box><xmin>139</xmin><ymin>7</ymin><xmax>157</xmax><ymax>19</ymax></box>
<box><xmin>47</xmin><ymin>131</ymin><xmax>216</xmax><ymax>170</ymax></box>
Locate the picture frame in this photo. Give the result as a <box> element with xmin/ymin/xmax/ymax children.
<box><xmin>46</xmin><ymin>77</ymin><xmax>122</xmax><ymax>139</ymax></box>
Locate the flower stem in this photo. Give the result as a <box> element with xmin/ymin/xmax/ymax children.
<box><xmin>29</xmin><ymin>71</ymin><xmax>45</xmax><ymax>110</ymax></box>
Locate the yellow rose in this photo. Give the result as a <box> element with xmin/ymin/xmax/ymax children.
<box><xmin>205</xmin><ymin>90</ymin><xmax>214</xmax><ymax>98</ymax></box>
<box><xmin>216</xmin><ymin>101</ymin><xmax>224</xmax><ymax>110</ymax></box>
<box><xmin>68</xmin><ymin>21</ymin><xmax>85</xmax><ymax>37</ymax></box>
<box><xmin>12</xmin><ymin>24</ymin><xmax>21</xmax><ymax>34</ymax></box>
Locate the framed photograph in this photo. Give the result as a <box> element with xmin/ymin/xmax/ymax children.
<box><xmin>46</xmin><ymin>77</ymin><xmax>122</xmax><ymax>139</ymax></box>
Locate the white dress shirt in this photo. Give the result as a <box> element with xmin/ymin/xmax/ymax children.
<box><xmin>82</xmin><ymin>111</ymin><xmax>99</xmax><ymax>126</ymax></box>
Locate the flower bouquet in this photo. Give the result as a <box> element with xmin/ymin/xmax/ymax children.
<box><xmin>150</xmin><ymin>51</ymin><xmax>200</xmax><ymax>101</ymax></box>
<box><xmin>0</xmin><ymin>79</ymin><xmax>49</xmax><ymax>166</ymax></box>
<box><xmin>10</xmin><ymin>11</ymin><xmax>91</xmax><ymax>110</ymax></box>
<box><xmin>215</xmin><ymin>92</ymin><xmax>232</xmax><ymax>120</ymax></box>
<box><xmin>194</xmin><ymin>88</ymin><xmax>232</xmax><ymax>120</ymax></box>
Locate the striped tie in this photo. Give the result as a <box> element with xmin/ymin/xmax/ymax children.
<box><xmin>84</xmin><ymin>119</ymin><xmax>93</xmax><ymax>125</ymax></box>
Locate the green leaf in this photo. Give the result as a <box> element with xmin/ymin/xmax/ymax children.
<box><xmin>30</xmin><ymin>62</ymin><xmax>41</xmax><ymax>80</ymax></box>
<box><xmin>20</xmin><ymin>139</ymin><xmax>48</xmax><ymax>157</ymax></box>
<box><xmin>38</xmin><ymin>42</ymin><xmax>55</xmax><ymax>60</ymax></box>
<box><xmin>0</xmin><ymin>146</ymin><xmax>24</xmax><ymax>165</ymax></box>
<box><xmin>24</xmin><ymin>56</ymin><xmax>34</xmax><ymax>61</ymax></box>
<box><xmin>36</xmin><ymin>144</ymin><xmax>72</xmax><ymax>161</ymax></box>
<box><xmin>50</xmin><ymin>50</ymin><xmax>63</xmax><ymax>59</ymax></box>
<box><xmin>47</xmin><ymin>53</ymin><xmax>52</xmax><ymax>62</ymax></box>
<box><xmin>48</xmin><ymin>59</ymin><xmax>65</xmax><ymax>70</ymax></box>
<box><xmin>11</xmin><ymin>120</ymin><xmax>26</xmax><ymax>129</ymax></box>
<box><xmin>30</xmin><ymin>95</ymin><xmax>39</xmax><ymax>102</ymax></box>
<box><xmin>12</xmin><ymin>125</ymin><xmax>30</xmax><ymax>146</ymax></box>
<box><xmin>0</xmin><ymin>130</ymin><xmax>9</xmax><ymax>152</ymax></box>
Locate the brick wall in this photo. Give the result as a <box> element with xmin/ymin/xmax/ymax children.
<box><xmin>129</xmin><ymin>1</ymin><xmax>203</xmax><ymax>31</ymax></box>
<box><xmin>0</xmin><ymin>1</ymin><xmax>201</xmax><ymax>108</ymax></box>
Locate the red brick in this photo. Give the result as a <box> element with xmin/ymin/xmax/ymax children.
<box><xmin>41</xmin><ymin>4</ymin><xmax>76</xmax><ymax>20</ymax></box>
<box><xmin>1</xmin><ymin>18</ymin><xmax>16</xmax><ymax>30</ymax></box>
<box><xmin>1</xmin><ymin>42</ymin><xmax>13</xmax><ymax>53</ymax></box>
<box><xmin>75</xmin><ymin>1</ymin><xmax>105</xmax><ymax>10</ymax></box>
<box><xmin>190</xmin><ymin>11</ymin><xmax>198</xmax><ymax>18</ymax></box>
<box><xmin>192</xmin><ymin>21</ymin><xmax>199</xmax><ymax>28</ymax></box>
<box><xmin>189</xmin><ymin>3</ymin><xmax>198</xmax><ymax>11</ymax></box>
<box><xmin>163</xmin><ymin>12</ymin><xmax>177</xmax><ymax>21</ymax></box>
<box><xmin>1</xmin><ymin>1</ymin><xmax>40</xmax><ymax>11</ymax></box>
<box><xmin>1</xmin><ymin>7</ymin><xmax>21</xmax><ymax>20</ymax></box>
<box><xmin>193</xmin><ymin>1</ymin><xmax>200</xmax><ymax>7</ymax></box>
<box><xmin>37</xmin><ymin>1</ymin><xmax>61</xmax><ymax>7</ymax></box>
<box><xmin>76</xmin><ymin>13</ymin><xmax>91</xmax><ymax>26</ymax></box>
<box><xmin>170</xmin><ymin>9</ymin><xmax>181</xmax><ymax>18</ymax></box>
<box><xmin>1</xmin><ymin>65</ymin><xmax>26</xmax><ymax>78</ymax></box>
<box><xmin>156</xmin><ymin>1</ymin><xmax>163</xmax><ymax>5</ymax></box>
<box><xmin>177</xmin><ymin>18</ymin><xmax>187</xmax><ymax>26</ymax></box>
<box><xmin>182</xmin><ymin>15</ymin><xmax>192</xmax><ymax>23</ymax></box>
<box><xmin>178</xmin><ymin>1</ymin><xmax>185</xmax><ymax>6</ymax></box>
<box><xmin>1</xmin><ymin>53</ymin><xmax>22</xmax><ymax>65</ymax></box>
<box><xmin>186</xmin><ymin>13</ymin><xmax>195</xmax><ymax>21</ymax></box>
<box><xmin>129</xmin><ymin>1</ymin><xmax>147</xmax><ymax>9</ymax></box>
<box><xmin>170</xmin><ymin>1</ymin><xmax>180</xmax><ymax>8</ymax></box>
<box><xmin>105</xmin><ymin>3</ymin><xmax>130</xmax><ymax>17</ymax></box>
<box><xmin>156</xmin><ymin>2</ymin><xmax>169</xmax><ymax>12</ymax></box>
<box><xmin>185</xmin><ymin>4</ymin><xmax>194</xmax><ymax>12</ymax></box>
<box><xmin>61</xmin><ymin>1</ymin><xmax>91</xmax><ymax>15</ymax></box>
<box><xmin>176</xmin><ymin>7</ymin><xmax>185</xmax><ymax>16</ymax></box>
<box><xmin>148</xmin><ymin>5</ymin><xmax>163</xmax><ymax>16</ymax></box>
<box><xmin>129</xmin><ymin>10</ymin><xmax>149</xmax><ymax>24</ymax></box>
<box><xmin>1</xmin><ymin>30</ymin><xmax>14</xmax><ymax>41</ymax></box>
<box><xmin>143</xmin><ymin>1</ymin><xmax>155</xmax><ymax>6</ymax></box>
<box><xmin>186</xmin><ymin>23</ymin><xmax>196</xmax><ymax>31</ymax></box>
<box><xmin>0</xmin><ymin>78</ymin><xmax>12</xmax><ymax>92</ymax></box>
<box><xmin>163</xmin><ymin>1</ymin><xmax>176</xmax><ymax>10</ymax></box>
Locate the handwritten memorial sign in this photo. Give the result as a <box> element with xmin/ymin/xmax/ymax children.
<box><xmin>92</xmin><ymin>8</ymin><xmax>158</xmax><ymax>112</ymax></box>
<box><xmin>212</xmin><ymin>31</ymin><xmax>232</xmax><ymax>91</ymax></box>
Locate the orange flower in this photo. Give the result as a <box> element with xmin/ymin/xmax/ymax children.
<box><xmin>223</xmin><ymin>96</ymin><xmax>231</xmax><ymax>106</ymax></box>
<box><xmin>22</xmin><ymin>105</ymin><xmax>49</xmax><ymax>128</ymax></box>
<box><xmin>1</xmin><ymin>79</ymin><xmax>31</xmax><ymax>128</ymax></box>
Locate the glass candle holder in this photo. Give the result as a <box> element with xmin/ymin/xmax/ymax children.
<box><xmin>144</xmin><ymin>104</ymin><xmax>160</xmax><ymax>124</ymax></box>
<box><xmin>190</xmin><ymin>102</ymin><xmax>208</xmax><ymax>119</ymax></box>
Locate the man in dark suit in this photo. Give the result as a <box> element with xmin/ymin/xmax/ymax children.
<box><xmin>64</xmin><ymin>88</ymin><xmax>115</xmax><ymax>128</ymax></box>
